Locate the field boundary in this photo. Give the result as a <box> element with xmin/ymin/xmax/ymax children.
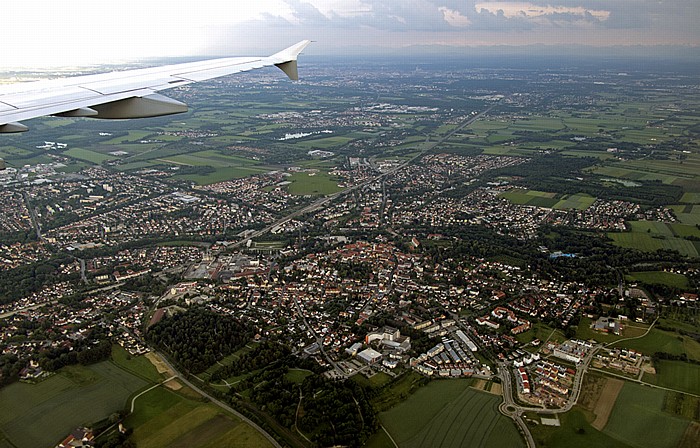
<box><xmin>592</xmin><ymin>378</ymin><xmax>624</xmax><ymax>430</ymax></box>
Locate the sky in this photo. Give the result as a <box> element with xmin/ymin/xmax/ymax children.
<box><xmin>2</xmin><ymin>0</ymin><xmax>699</xmax><ymax>66</ymax></box>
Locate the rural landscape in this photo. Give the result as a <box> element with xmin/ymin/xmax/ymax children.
<box><xmin>1</xmin><ymin>51</ymin><xmax>699</xmax><ymax>448</ymax></box>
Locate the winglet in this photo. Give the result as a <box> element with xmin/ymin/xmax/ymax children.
<box><xmin>269</xmin><ymin>40</ymin><xmax>312</xmax><ymax>80</ymax></box>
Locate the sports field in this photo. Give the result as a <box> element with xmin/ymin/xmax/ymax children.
<box><xmin>603</xmin><ymin>382</ymin><xmax>689</xmax><ymax>448</ymax></box>
<box><xmin>0</xmin><ymin>361</ymin><xmax>148</xmax><ymax>448</ymax></box>
<box><xmin>380</xmin><ymin>379</ymin><xmax>524</xmax><ymax>448</ymax></box>
<box><xmin>124</xmin><ymin>385</ymin><xmax>273</xmax><ymax>448</ymax></box>
<box><xmin>287</xmin><ymin>172</ymin><xmax>344</xmax><ymax>195</ymax></box>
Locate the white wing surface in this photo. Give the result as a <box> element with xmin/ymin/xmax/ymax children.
<box><xmin>0</xmin><ymin>40</ymin><xmax>311</xmax><ymax>133</ymax></box>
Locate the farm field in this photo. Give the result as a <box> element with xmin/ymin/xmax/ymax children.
<box><xmin>111</xmin><ymin>345</ymin><xmax>164</xmax><ymax>383</ymax></box>
<box><xmin>501</xmin><ymin>189</ymin><xmax>559</xmax><ymax>208</ymax></box>
<box><xmin>124</xmin><ymin>385</ymin><xmax>273</xmax><ymax>448</ymax></box>
<box><xmin>380</xmin><ymin>379</ymin><xmax>524</xmax><ymax>448</ymax></box>
<box><xmin>0</xmin><ymin>361</ymin><xmax>148</xmax><ymax>448</ymax></box>
<box><xmin>530</xmin><ymin>408</ymin><xmax>631</xmax><ymax>448</ymax></box>
<box><xmin>643</xmin><ymin>360</ymin><xmax>700</xmax><ymax>396</ymax></box>
<box><xmin>63</xmin><ymin>147</ymin><xmax>117</xmax><ymax>164</ymax></box>
<box><xmin>175</xmin><ymin>166</ymin><xmax>268</xmax><ymax>185</ymax></box>
<box><xmin>552</xmin><ymin>193</ymin><xmax>596</xmax><ymax>210</ymax></box>
<box><xmin>603</xmin><ymin>382</ymin><xmax>690</xmax><ymax>448</ymax></box>
<box><xmin>607</xmin><ymin>232</ymin><xmax>699</xmax><ymax>258</ymax></box>
<box><xmin>626</xmin><ymin>271</ymin><xmax>690</xmax><ymax>289</ymax></box>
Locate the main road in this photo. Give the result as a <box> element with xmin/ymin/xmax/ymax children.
<box><xmin>228</xmin><ymin>104</ymin><xmax>498</xmax><ymax>250</ymax></box>
<box><xmin>154</xmin><ymin>352</ymin><xmax>283</xmax><ymax>448</ymax></box>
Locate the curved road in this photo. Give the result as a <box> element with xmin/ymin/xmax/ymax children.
<box><xmin>154</xmin><ymin>352</ymin><xmax>283</xmax><ymax>448</ymax></box>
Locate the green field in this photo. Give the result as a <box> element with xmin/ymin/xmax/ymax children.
<box><xmin>0</xmin><ymin>361</ymin><xmax>148</xmax><ymax>448</ymax></box>
<box><xmin>125</xmin><ymin>385</ymin><xmax>273</xmax><ymax>448</ymax></box>
<box><xmin>680</xmin><ymin>193</ymin><xmax>700</xmax><ymax>204</ymax></box>
<box><xmin>284</xmin><ymin>368</ymin><xmax>313</xmax><ymax>384</ymax></box>
<box><xmin>644</xmin><ymin>360</ymin><xmax>700</xmax><ymax>395</ymax></box>
<box><xmin>608</xmin><ymin>232</ymin><xmax>699</xmax><ymax>258</ymax></box>
<box><xmin>553</xmin><ymin>194</ymin><xmax>596</xmax><ymax>210</ymax></box>
<box><xmin>176</xmin><ymin>166</ymin><xmax>268</xmax><ymax>185</ymax></box>
<box><xmin>63</xmin><ymin>147</ymin><xmax>117</xmax><ymax>164</ymax></box>
<box><xmin>287</xmin><ymin>172</ymin><xmax>343</xmax><ymax>195</ymax></box>
<box><xmin>501</xmin><ymin>189</ymin><xmax>559</xmax><ymax>208</ymax></box>
<box><xmin>610</xmin><ymin>328</ymin><xmax>700</xmax><ymax>361</ymax></box>
<box><xmin>603</xmin><ymin>382</ymin><xmax>689</xmax><ymax>448</ymax></box>
<box><xmin>626</xmin><ymin>271</ymin><xmax>690</xmax><ymax>289</ymax></box>
<box><xmin>380</xmin><ymin>379</ymin><xmax>524</xmax><ymax>448</ymax></box>
<box><xmin>576</xmin><ymin>317</ymin><xmax>648</xmax><ymax>344</ymax></box>
<box><xmin>101</xmin><ymin>131</ymin><xmax>154</xmax><ymax>144</ymax></box>
<box><xmin>294</xmin><ymin>136</ymin><xmax>354</xmax><ymax>149</ymax></box>
<box><xmin>111</xmin><ymin>345</ymin><xmax>163</xmax><ymax>383</ymax></box>
<box><xmin>530</xmin><ymin>409</ymin><xmax>631</xmax><ymax>448</ymax></box>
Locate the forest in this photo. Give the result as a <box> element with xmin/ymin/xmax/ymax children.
<box><xmin>146</xmin><ymin>306</ymin><xmax>254</xmax><ymax>374</ymax></box>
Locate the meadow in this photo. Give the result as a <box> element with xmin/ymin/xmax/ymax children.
<box><xmin>626</xmin><ymin>271</ymin><xmax>690</xmax><ymax>289</ymax></box>
<box><xmin>643</xmin><ymin>360</ymin><xmax>700</xmax><ymax>396</ymax></box>
<box><xmin>610</xmin><ymin>328</ymin><xmax>700</xmax><ymax>361</ymax></box>
<box><xmin>124</xmin><ymin>386</ymin><xmax>273</xmax><ymax>448</ymax></box>
<box><xmin>529</xmin><ymin>409</ymin><xmax>631</xmax><ymax>448</ymax></box>
<box><xmin>0</xmin><ymin>361</ymin><xmax>148</xmax><ymax>448</ymax></box>
<box><xmin>379</xmin><ymin>379</ymin><xmax>523</xmax><ymax>448</ymax></box>
<box><xmin>603</xmin><ymin>382</ymin><xmax>689</xmax><ymax>448</ymax></box>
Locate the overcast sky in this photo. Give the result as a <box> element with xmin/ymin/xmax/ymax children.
<box><xmin>3</xmin><ymin>0</ymin><xmax>699</xmax><ymax>66</ymax></box>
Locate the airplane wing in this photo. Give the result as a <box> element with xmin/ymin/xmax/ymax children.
<box><xmin>0</xmin><ymin>40</ymin><xmax>311</xmax><ymax>133</ymax></box>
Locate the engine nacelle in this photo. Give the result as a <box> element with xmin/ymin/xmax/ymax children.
<box><xmin>90</xmin><ymin>93</ymin><xmax>187</xmax><ymax>119</ymax></box>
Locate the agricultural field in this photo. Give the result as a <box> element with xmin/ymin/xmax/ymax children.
<box><xmin>552</xmin><ymin>193</ymin><xmax>596</xmax><ymax>210</ymax></box>
<box><xmin>500</xmin><ymin>189</ymin><xmax>559</xmax><ymax>208</ymax></box>
<box><xmin>63</xmin><ymin>147</ymin><xmax>117</xmax><ymax>164</ymax></box>
<box><xmin>626</xmin><ymin>271</ymin><xmax>690</xmax><ymax>289</ymax></box>
<box><xmin>608</xmin><ymin>231</ymin><xmax>699</xmax><ymax>258</ymax></box>
<box><xmin>111</xmin><ymin>345</ymin><xmax>164</xmax><ymax>383</ymax></box>
<box><xmin>603</xmin><ymin>382</ymin><xmax>690</xmax><ymax>448</ymax></box>
<box><xmin>529</xmin><ymin>409</ymin><xmax>631</xmax><ymax>448</ymax></box>
<box><xmin>124</xmin><ymin>386</ymin><xmax>273</xmax><ymax>448</ymax></box>
<box><xmin>379</xmin><ymin>379</ymin><xmax>524</xmax><ymax>448</ymax></box>
<box><xmin>643</xmin><ymin>360</ymin><xmax>700</xmax><ymax>396</ymax></box>
<box><xmin>664</xmin><ymin>392</ymin><xmax>700</xmax><ymax>421</ymax></box>
<box><xmin>669</xmin><ymin>205</ymin><xmax>700</xmax><ymax>226</ymax></box>
<box><xmin>176</xmin><ymin>166</ymin><xmax>268</xmax><ymax>185</ymax></box>
<box><xmin>0</xmin><ymin>361</ymin><xmax>148</xmax><ymax>448</ymax></box>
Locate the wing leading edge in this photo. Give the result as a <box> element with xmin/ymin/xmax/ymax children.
<box><xmin>0</xmin><ymin>40</ymin><xmax>311</xmax><ymax>133</ymax></box>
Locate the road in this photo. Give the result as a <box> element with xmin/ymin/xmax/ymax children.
<box><xmin>498</xmin><ymin>363</ymin><xmax>536</xmax><ymax>448</ymax></box>
<box><xmin>23</xmin><ymin>191</ymin><xmax>44</xmax><ymax>242</ymax></box>
<box><xmin>154</xmin><ymin>352</ymin><xmax>283</xmax><ymax>448</ymax></box>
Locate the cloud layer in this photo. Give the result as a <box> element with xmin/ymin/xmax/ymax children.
<box><xmin>1</xmin><ymin>1</ymin><xmax>698</xmax><ymax>65</ymax></box>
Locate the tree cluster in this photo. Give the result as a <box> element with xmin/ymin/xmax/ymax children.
<box><xmin>146</xmin><ymin>307</ymin><xmax>253</xmax><ymax>374</ymax></box>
